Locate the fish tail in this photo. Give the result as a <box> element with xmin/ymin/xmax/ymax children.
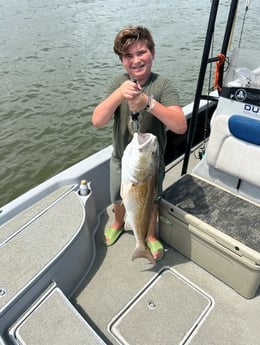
<box><xmin>132</xmin><ymin>247</ymin><xmax>155</xmax><ymax>264</ymax></box>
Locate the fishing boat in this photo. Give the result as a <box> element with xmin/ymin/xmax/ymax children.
<box><xmin>0</xmin><ymin>0</ymin><xmax>259</xmax><ymax>344</ymax></box>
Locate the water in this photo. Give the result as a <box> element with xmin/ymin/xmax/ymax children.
<box><xmin>0</xmin><ymin>0</ymin><xmax>259</xmax><ymax>207</ymax></box>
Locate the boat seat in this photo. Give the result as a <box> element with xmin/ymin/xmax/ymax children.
<box><xmin>9</xmin><ymin>284</ymin><xmax>105</xmax><ymax>345</ymax></box>
<box><xmin>206</xmin><ymin>113</ymin><xmax>260</xmax><ymax>189</ymax></box>
<box><xmin>0</xmin><ymin>185</ymin><xmax>96</xmax><ymax>336</ymax></box>
<box><xmin>0</xmin><ymin>185</ymin><xmax>74</xmax><ymax>243</ymax></box>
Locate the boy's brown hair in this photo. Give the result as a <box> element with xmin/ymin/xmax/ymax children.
<box><xmin>114</xmin><ymin>26</ymin><xmax>155</xmax><ymax>60</ymax></box>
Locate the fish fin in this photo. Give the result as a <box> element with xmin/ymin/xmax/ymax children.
<box><xmin>124</xmin><ymin>217</ymin><xmax>132</xmax><ymax>230</ymax></box>
<box><xmin>120</xmin><ymin>183</ymin><xmax>132</xmax><ymax>200</ymax></box>
<box><xmin>132</xmin><ymin>247</ymin><xmax>155</xmax><ymax>264</ymax></box>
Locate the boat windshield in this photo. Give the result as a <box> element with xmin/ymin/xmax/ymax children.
<box><xmin>224</xmin><ymin>48</ymin><xmax>260</xmax><ymax>89</ymax></box>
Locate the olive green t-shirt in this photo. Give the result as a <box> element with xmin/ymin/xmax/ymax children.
<box><xmin>107</xmin><ymin>72</ymin><xmax>180</xmax><ymax>203</ymax></box>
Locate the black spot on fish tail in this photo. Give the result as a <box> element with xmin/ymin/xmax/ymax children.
<box><xmin>132</xmin><ymin>247</ymin><xmax>155</xmax><ymax>264</ymax></box>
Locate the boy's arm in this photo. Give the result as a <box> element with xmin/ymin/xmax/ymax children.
<box><xmin>92</xmin><ymin>88</ymin><xmax>124</xmax><ymax>127</ymax></box>
<box><xmin>150</xmin><ymin>102</ymin><xmax>187</xmax><ymax>134</ymax></box>
<box><xmin>92</xmin><ymin>80</ymin><xmax>141</xmax><ymax>127</ymax></box>
<box><xmin>128</xmin><ymin>93</ymin><xmax>187</xmax><ymax>135</ymax></box>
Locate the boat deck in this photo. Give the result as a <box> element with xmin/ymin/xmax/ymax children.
<box><xmin>75</xmin><ymin>204</ymin><xmax>260</xmax><ymax>345</ymax></box>
<box><xmin>74</xmin><ymin>154</ymin><xmax>260</xmax><ymax>345</ymax></box>
<box><xmin>1</xmin><ymin>150</ymin><xmax>259</xmax><ymax>345</ymax></box>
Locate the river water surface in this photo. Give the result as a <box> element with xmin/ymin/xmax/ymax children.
<box><xmin>0</xmin><ymin>0</ymin><xmax>259</xmax><ymax>207</ymax></box>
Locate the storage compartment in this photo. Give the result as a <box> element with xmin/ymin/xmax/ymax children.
<box><xmin>9</xmin><ymin>285</ymin><xmax>104</xmax><ymax>345</ymax></box>
<box><xmin>109</xmin><ymin>268</ymin><xmax>213</xmax><ymax>345</ymax></box>
<box><xmin>159</xmin><ymin>174</ymin><xmax>260</xmax><ymax>298</ymax></box>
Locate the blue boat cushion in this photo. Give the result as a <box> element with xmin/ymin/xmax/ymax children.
<box><xmin>206</xmin><ymin>113</ymin><xmax>260</xmax><ymax>188</ymax></box>
<box><xmin>228</xmin><ymin>115</ymin><xmax>260</xmax><ymax>146</ymax></box>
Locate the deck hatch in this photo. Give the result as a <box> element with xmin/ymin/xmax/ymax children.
<box><xmin>9</xmin><ymin>286</ymin><xmax>105</xmax><ymax>345</ymax></box>
<box><xmin>109</xmin><ymin>267</ymin><xmax>213</xmax><ymax>345</ymax></box>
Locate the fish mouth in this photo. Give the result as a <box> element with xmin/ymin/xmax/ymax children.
<box><xmin>134</xmin><ymin>132</ymin><xmax>157</xmax><ymax>148</ymax></box>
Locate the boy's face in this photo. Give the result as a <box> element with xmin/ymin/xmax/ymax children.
<box><xmin>121</xmin><ymin>40</ymin><xmax>155</xmax><ymax>85</ymax></box>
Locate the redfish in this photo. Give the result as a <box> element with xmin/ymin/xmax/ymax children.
<box><xmin>121</xmin><ymin>132</ymin><xmax>159</xmax><ymax>264</ymax></box>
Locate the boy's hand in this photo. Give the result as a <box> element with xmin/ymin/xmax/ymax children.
<box><xmin>128</xmin><ymin>93</ymin><xmax>147</xmax><ymax>112</ymax></box>
<box><xmin>119</xmin><ymin>80</ymin><xmax>142</xmax><ymax>100</ymax></box>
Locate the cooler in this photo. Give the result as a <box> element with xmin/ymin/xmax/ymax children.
<box><xmin>159</xmin><ymin>174</ymin><xmax>260</xmax><ymax>298</ymax></box>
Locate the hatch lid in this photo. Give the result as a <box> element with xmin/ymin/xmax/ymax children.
<box><xmin>109</xmin><ymin>267</ymin><xmax>214</xmax><ymax>345</ymax></box>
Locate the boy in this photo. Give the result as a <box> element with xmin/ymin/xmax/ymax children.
<box><xmin>92</xmin><ymin>26</ymin><xmax>187</xmax><ymax>260</ymax></box>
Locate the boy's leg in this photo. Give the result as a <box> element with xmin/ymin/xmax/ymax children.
<box><xmin>104</xmin><ymin>203</ymin><xmax>125</xmax><ymax>246</ymax></box>
<box><xmin>111</xmin><ymin>203</ymin><xmax>125</xmax><ymax>229</ymax></box>
<box><xmin>147</xmin><ymin>204</ymin><xmax>164</xmax><ymax>261</ymax></box>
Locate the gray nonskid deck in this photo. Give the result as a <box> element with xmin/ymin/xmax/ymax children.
<box><xmin>9</xmin><ymin>285</ymin><xmax>105</xmax><ymax>345</ymax></box>
<box><xmin>75</xmin><ymin>204</ymin><xmax>260</xmax><ymax>345</ymax></box>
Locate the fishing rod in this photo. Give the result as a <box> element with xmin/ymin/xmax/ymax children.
<box><xmin>238</xmin><ymin>0</ymin><xmax>251</xmax><ymax>48</ymax></box>
<box><xmin>217</xmin><ymin>0</ymin><xmax>239</xmax><ymax>88</ymax></box>
<box><xmin>130</xmin><ymin>78</ymin><xmax>141</xmax><ymax>133</ymax></box>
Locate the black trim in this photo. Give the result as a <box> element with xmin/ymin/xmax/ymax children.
<box><xmin>220</xmin><ymin>87</ymin><xmax>260</xmax><ymax>106</ymax></box>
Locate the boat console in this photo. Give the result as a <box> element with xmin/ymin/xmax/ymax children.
<box><xmin>160</xmin><ymin>49</ymin><xmax>260</xmax><ymax>299</ymax></box>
